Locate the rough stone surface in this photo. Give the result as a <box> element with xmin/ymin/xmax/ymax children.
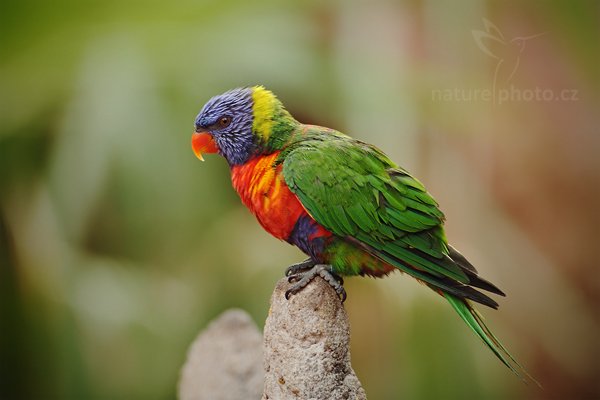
<box><xmin>262</xmin><ymin>277</ymin><xmax>366</xmax><ymax>400</ymax></box>
<box><xmin>178</xmin><ymin>308</ymin><xmax>263</xmax><ymax>400</ymax></box>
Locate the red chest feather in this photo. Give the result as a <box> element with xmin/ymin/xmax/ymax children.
<box><xmin>231</xmin><ymin>152</ymin><xmax>306</xmax><ymax>240</ymax></box>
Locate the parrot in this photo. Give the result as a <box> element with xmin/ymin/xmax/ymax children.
<box><xmin>191</xmin><ymin>85</ymin><xmax>533</xmax><ymax>380</ymax></box>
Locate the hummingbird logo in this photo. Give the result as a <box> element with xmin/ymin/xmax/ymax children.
<box><xmin>472</xmin><ymin>19</ymin><xmax>545</xmax><ymax>95</ymax></box>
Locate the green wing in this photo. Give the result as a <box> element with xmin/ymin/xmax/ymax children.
<box><xmin>281</xmin><ymin>129</ymin><xmax>503</xmax><ymax>308</ymax></box>
<box><xmin>280</xmin><ymin>129</ymin><xmax>535</xmax><ymax>378</ymax></box>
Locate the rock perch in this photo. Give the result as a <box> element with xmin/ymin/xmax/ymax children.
<box><xmin>178</xmin><ymin>277</ymin><xmax>366</xmax><ymax>400</ymax></box>
<box><xmin>262</xmin><ymin>277</ymin><xmax>366</xmax><ymax>400</ymax></box>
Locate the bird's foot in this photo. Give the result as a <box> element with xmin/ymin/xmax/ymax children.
<box><xmin>286</xmin><ymin>264</ymin><xmax>347</xmax><ymax>302</ymax></box>
<box><xmin>285</xmin><ymin>258</ymin><xmax>316</xmax><ymax>276</ymax></box>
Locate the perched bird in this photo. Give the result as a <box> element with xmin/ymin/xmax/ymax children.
<box><xmin>192</xmin><ymin>86</ymin><xmax>532</xmax><ymax>380</ymax></box>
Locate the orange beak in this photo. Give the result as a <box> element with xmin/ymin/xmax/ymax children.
<box><xmin>191</xmin><ymin>132</ymin><xmax>218</xmax><ymax>161</ymax></box>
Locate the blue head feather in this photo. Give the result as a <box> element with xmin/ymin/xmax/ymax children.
<box><xmin>195</xmin><ymin>87</ymin><xmax>255</xmax><ymax>165</ymax></box>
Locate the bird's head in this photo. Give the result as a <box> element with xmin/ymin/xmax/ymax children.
<box><xmin>191</xmin><ymin>86</ymin><xmax>296</xmax><ymax>165</ymax></box>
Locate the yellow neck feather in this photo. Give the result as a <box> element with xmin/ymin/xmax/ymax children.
<box><xmin>251</xmin><ymin>86</ymin><xmax>277</xmax><ymax>141</ymax></box>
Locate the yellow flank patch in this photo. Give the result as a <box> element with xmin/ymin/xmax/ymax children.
<box><xmin>251</xmin><ymin>86</ymin><xmax>276</xmax><ymax>141</ymax></box>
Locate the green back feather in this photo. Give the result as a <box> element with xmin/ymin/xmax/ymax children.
<box><xmin>280</xmin><ymin>128</ymin><xmax>470</xmax><ymax>286</ymax></box>
<box><xmin>278</xmin><ymin>124</ymin><xmax>538</xmax><ymax>379</ymax></box>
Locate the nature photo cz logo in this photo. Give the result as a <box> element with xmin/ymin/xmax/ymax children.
<box><xmin>432</xmin><ymin>18</ymin><xmax>579</xmax><ymax>105</ymax></box>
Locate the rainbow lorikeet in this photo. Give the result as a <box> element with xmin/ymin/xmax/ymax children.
<box><xmin>191</xmin><ymin>86</ymin><xmax>531</xmax><ymax>379</ymax></box>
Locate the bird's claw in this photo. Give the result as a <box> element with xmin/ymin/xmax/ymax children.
<box><xmin>284</xmin><ymin>263</ymin><xmax>347</xmax><ymax>302</ymax></box>
<box><xmin>285</xmin><ymin>258</ymin><xmax>316</xmax><ymax>277</ymax></box>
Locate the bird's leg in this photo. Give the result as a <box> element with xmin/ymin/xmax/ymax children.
<box><xmin>285</xmin><ymin>258</ymin><xmax>316</xmax><ymax>276</ymax></box>
<box><xmin>285</xmin><ymin>264</ymin><xmax>347</xmax><ymax>302</ymax></box>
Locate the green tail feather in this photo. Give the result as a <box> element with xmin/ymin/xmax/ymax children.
<box><xmin>443</xmin><ymin>292</ymin><xmax>540</xmax><ymax>386</ymax></box>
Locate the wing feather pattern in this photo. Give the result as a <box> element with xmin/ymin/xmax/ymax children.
<box><xmin>281</xmin><ymin>130</ymin><xmax>504</xmax><ymax>308</ymax></box>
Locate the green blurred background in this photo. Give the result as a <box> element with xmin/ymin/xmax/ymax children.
<box><xmin>1</xmin><ymin>0</ymin><xmax>598</xmax><ymax>399</ymax></box>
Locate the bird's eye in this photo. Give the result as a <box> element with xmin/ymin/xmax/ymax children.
<box><xmin>217</xmin><ymin>116</ymin><xmax>232</xmax><ymax>129</ymax></box>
